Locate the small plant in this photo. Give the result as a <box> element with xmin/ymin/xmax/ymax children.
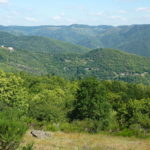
<box><xmin>46</xmin><ymin>123</ymin><xmax>60</xmax><ymax>132</ymax></box>
<box><xmin>20</xmin><ymin>143</ymin><xmax>34</xmax><ymax>150</ymax></box>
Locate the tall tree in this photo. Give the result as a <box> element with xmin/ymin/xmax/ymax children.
<box><xmin>71</xmin><ymin>78</ymin><xmax>111</xmax><ymax>127</ymax></box>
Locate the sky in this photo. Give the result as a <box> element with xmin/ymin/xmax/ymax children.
<box><xmin>0</xmin><ymin>0</ymin><xmax>150</xmax><ymax>26</ymax></box>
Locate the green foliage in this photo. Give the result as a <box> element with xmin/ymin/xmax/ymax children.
<box><xmin>28</xmin><ymin>76</ymin><xmax>76</xmax><ymax>123</ymax></box>
<box><xmin>46</xmin><ymin>120</ymin><xmax>108</xmax><ymax>133</ymax></box>
<box><xmin>114</xmin><ymin>129</ymin><xmax>136</xmax><ymax>137</ymax></box>
<box><xmin>1</xmin><ymin>46</ymin><xmax>150</xmax><ymax>84</ymax></box>
<box><xmin>114</xmin><ymin>127</ymin><xmax>150</xmax><ymax>138</ymax></box>
<box><xmin>0</xmin><ymin>109</ymin><xmax>27</xmax><ymax>150</ymax></box>
<box><xmin>60</xmin><ymin>120</ymin><xmax>100</xmax><ymax>133</ymax></box>
<box><xmin>45</xmin><ymin>123</ymin><xmax>60</xmax><ymax>132</ymax></box>
<box><xmin>0</xmin><ymin>69</ymin><xmax>150</xmax><ymax>138</ymax></box>
<box><xmin>82</xmin><ymin>48</ymin><xmax>150</xmax><ymax>82</ymax></box>
<box><xmin>71</xmin><ymin>78</ymin><xmax>111</xmax><ymax>130</ymax></box>
<box><xmin>0</xmin><ymin>70</ymin><xmax>29</xmax><ymax>113</ymax></box>
<box><xmin>24</xmin><ymin>74</ymin><xmax>150</xmax><ymax>136</ymax></box>
<box><xmin>0</xmin><ymin>31</ymin><xmax>89</xmax><ymax>54</ymax></box>
<box><xmin>20</xmin><ymin>143</ymin><xmax>34</xmax><ymax>150</ymax></box>
<box><xmin>128</xmin><ymin>99</ymin><xmax>150</xmax><ymax>129</ymax></box>
<box><xmin>29</xmin><ymin>97</ymin><xmax>65</xmax><ymax>122</ymax></box>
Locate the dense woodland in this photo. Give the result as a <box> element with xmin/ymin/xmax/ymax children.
<box><xmin>0</xmin><ymin>70</ymin><xmax>150</xmax><ymax>149</ymax></box>
<box><xmin>1</xmin><ymin>46</ymin><xmax>150</xmax><ymax>84</ymax></box>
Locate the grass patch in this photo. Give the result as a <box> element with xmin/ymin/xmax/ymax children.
<box><xmin>22</xmin><ymin>131</ymin><xmax>150</xmax><ymax>150</ymax></box>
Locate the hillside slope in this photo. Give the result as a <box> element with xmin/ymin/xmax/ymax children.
<box><xmin>1</xmin><ymin>47</ymin><xmax>150</xmax><ymax>84</ymax></box>
<box><xmin>0</xmin><ymin>31</ymin><xmax>89</xmax><ymax>54</ymax></box>
<box><xmin>81</xmin><ymin>48</ymin><xmax>150</xmax><ymax>80</ymax></box>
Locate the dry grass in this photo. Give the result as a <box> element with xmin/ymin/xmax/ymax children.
<box><xmin>22</xmin><ymin>131</ymin><xmax>150</xmax><ymax>150</ymax></box>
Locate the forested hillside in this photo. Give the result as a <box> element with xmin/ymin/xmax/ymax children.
<box><xmin>1</xmin><ymin>46</ymin><xmax>150</xmax><ymax>84</ymax></box>
<box><xmin>0</xmin><ymin>29</ymin><xmax>149</xmax><ymax>85</ymax></box>
<box><xmin>0</xmin><ymin>31</ymin><xmax>89</xmax><ymax>54</ymax></box>
<box><xmin>1</xmin><ymin>24</ymin><xmax>150</xmax><ymax>56</ymax></box>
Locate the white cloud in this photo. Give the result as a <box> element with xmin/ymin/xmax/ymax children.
<box><xmin>0</xmin><ymin>0</ymin><xmax>8</xmax><ymax>3</ymax></box>
<box><xmin>0</xmin><ymin>0</ymin><xmax>8</xmax><ymax>4</ymax></box>
<box><xmin>137</xmin><ymin>7</ymin><xmax>150</xmax><ymax>12</ymax></box>
<box><xmin>51</xmin><ymin>13</ymin><xmax>65</xmax><ymax>21</ymax></box>
<box><xmin>25</xmin><ymin>17</ymin><xmax>38</xmax><ymax>22</ymax></box>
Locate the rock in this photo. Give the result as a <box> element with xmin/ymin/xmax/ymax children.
<box><xmin>31</xmin><ymin>130</ymin><xmax>51</xmax><ymax>139</ymax></box>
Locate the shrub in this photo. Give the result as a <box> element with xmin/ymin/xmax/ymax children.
<box><xmin>0</xmin><ymin>109</ymin><xmax>27</xmax><ymax>150</ymax></box>
<box><xmin>60</xmin><ymin>122</ymin><xmax>82</xmax><ymax>132</ymax></box>
<box><xmin>45</xmin><ymin>123</ymin><xmax>60</xmax><ymax>132</ymax></box>
<box><xmin>59</xmin><ymin>120</ymin><xmax>108</xmax><ymax>133</ymax></box>
<box><xmin>29</xmin><ymin>102</ymin><xmax>65</xmax><ymax>122</ymax></box>
<box><xmin>114</xmin><ymin>129</ymin><xmax>135</xmax><ymax>137</ymax></box>
<box><xmin>29</xmin><ymin>89</ymin><xmax>66</xmax><ymax>122</ymax></box>
<box><xmin>0</xmin><ymin>70</ymin><xmax>29</xmax><ymax>114</ymax></box>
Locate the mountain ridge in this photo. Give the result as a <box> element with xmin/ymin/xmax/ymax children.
<box><xmin>0</xmin><ymin>24</ymin><xmax>150</xmax><ymax>56</ymax></box>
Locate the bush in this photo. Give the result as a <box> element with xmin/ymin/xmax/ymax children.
<box><xmin>45</xmin><ymin>123</ymin><xmax>60</xmax><ymax>132</ymax></box>
<box><xmin>59</xmin><ymin>120</ymin><xmax>108</xmax><ymax>133</ymax></box>
<box><xmin>0</xmin><ymin>71</ymin><xmax>29</xmax><ymax>114</ymax></box>
<box><xmin>114</xmin><ymin>129</ymin><xmax>135</xmax><ymax>137</ymax></box>
<box><xmin>113</xmin><ymin>126</ymin><xmax>150</xmax><ymax>138</ymax></box>
<box><xmin>60</xmin><ymin>122</ymin><xmax>83</xmax><ymax>132</ymax></box>
<box><xmin>29</xmin><ymin>90</ymin><xmax>66</xmax><ymax>122</ymax></box>
<box><xmin>29</xmin><ymin>102</ymin><xmax>65</xmax><ymax>122</ymax></box>
<box><xmin>0</xmin><ymin>109</ymin><xmax>27</xmax><ymax>150</ymax></box>
<box><xmin>129</xmin><ymin>124</ymin><xmax>150</xmax><ymax>138</ymax></box>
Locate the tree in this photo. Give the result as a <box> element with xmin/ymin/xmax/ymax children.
<box><xmin>29</xmin><ymin>89</ymin><xmax>66</xmax><ymax>122</ymax></box>
<box><xmin>0</xmin><ymin>70</ymin><xmax>29</xmax><ymax>113</ymax></box>
<box><xmin>128</xmin><ymin>99</ymin><xmax>150</xmax><ymax>129</ymax></box>
<box><xmin>71</xmin><ymin>78</ymin><xmax>111</xmax><ymax>129</ymax></box>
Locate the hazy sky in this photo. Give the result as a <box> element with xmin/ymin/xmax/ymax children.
<box><xmin>0</xmin><ymin>0</ymin><xmax>150</xmax><ymax>26</ymax></box>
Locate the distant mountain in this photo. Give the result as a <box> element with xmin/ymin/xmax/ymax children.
<box><xmin>1</xmin><ymin>46</ymin><xmax>150</xmax><ymax>84</ymax></box>
<box><xmin>0</xmin><ymin>31</ymin><xmax>90</xmax><ymax>54</ymax></box>
<box><xmin>1</xmin><ymin>24</ymin><xmax>150</xmax><ymax>56</ymax></box>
